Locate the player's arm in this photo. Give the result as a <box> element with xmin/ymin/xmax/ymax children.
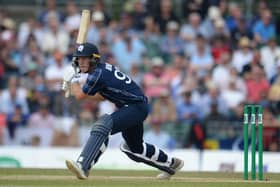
<box><xmin>70</xmin><ymin>82</ymin><xmax>104</xmax><ymax>101</ymax></box>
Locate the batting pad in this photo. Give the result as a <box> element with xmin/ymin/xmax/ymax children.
<box><xmin>120</xmin><ymin>142</ymin><xmax>174</xmax><ymax>175</ymax></box>
<box><xmin>77</xmin><ymin>114</ymin><xmax>113</xmax><ymax>171</ymax></box>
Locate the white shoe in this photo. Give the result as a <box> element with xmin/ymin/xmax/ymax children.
<box><xmin>156</xmin><ymin>158</ymin><xmax>184</xmax><ymax>180</ymax></box>
<box><xmin>65</xmin><ymin>160</ymin><xmax>88</xmax><ymax>180</ymax></box>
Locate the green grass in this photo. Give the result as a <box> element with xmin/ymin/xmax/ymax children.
<box><xmin>0</xmin><ymin>168</ymin><xmax>279</xmax><ymax>187</ymax></box>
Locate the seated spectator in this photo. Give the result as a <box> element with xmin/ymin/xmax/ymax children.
<box><xmin>1</xmin><ymin>42</ymin><xmax>21</xmax><ymax>76</ymax></box>
<box><xmin>200</xmin><ymin>6</ymin><xmax>222</xmax><ymax>39</ymax></box>
<box><xmin>203</xmin><ymin>86</ymin><xmax>228</xmax><ymax>116</ymax></box>
<box><xmin>253</xmin><ymin>9</ymin><xmax>276</xmax><ymax>45</ymax></box>
<box><xmin>45</xmin><ymin>50</ymin><xmax>69</xmax><ymax>115</ymax></box>
<box><xmin>246</xmin><ymin>66</ymin><xmax>270</xmax><ymax>103</ymax></box>
<box><xmin>180</xmin><ymin>13</ymin><xmax>203</xmax><ymax>43</ymax></box>
<box><xmin>41</xmin><ymin>12</ymin><xmax>69</xmax><ymax>54</ymax></box>
<box><xmin>21</xmin><ymin>36</ymin><xmax>45</xmax><ymax>74</ymax></box>
<box><xmin>260</xmin><ymin>37</ymin><xmax>280</xmax><ymax>80</ymax></box>
<box><xmin>231</xmin><ymin>37</ymin><xmax>253</xmax><ymax>73</ymax></box>
<box><xmin>28</xmin><ymin>103</ymin><xmax>55</xmax><ymax>129</ymax></box>
<box><xmin>143</xmin><ymin>57</ymin><xmax>171</xmax><ymax>100</ymax></box>
<box><xmin>230</xmin><ymin>17</ymin><xmax>253</xmax><ymax>49</ymax></box>
<box><xmin>37</xmin><ymin>0</ymin><xmax>64</xmax><ymax>26</ymax></box>
<box><xmin>6</xmin><ymin>105</ymin><xmax>28</xmax><ymax>140</ymax></box>
<box><xmin>211</xmin><ymin>36</ymin><xmax>230</xmax><ymax>64</ymax></box>
<box><xmin>140</xmin><ymin>16</ymin><xmax>161</xmax><ymax>58</ymax></box>
<box><xmin>112</xmin><ymin>30</ymin><xmax>146</xmax><ymax>73</ymax></box>
<box><xmin>225</xmin><ymin>2</ymin><xmax>243</xmax><ymax>32</ymax></box>
<box><xmin>190</xmin><ymin>34</ymin><xmax>213</xmax><ymax>77</ymax></box>
<box><xmin>166</xmin><ymin>52</ymin><xmax>188</xmax><ymax>80</ymax></box>
<box><xmin>151</xmin><ymin>89</ymin><xmax>177</xmax><ymax>123</ymax></box>
<box><xmin>0</xmin><ymin>76</ymin><xmax>29</xmax><ymax>115</ymax></box>
<box><xmin>64</xmin><ymin>1</ymin><xmax>80</xmax><ymax>32</ymax></box>
<box><xmin>160</xmin><ymin>21</ymin><xmax>184</xmax><ymax>63</ymax></box>
<box><xmin>212</xmin><ymin>52</ymin><xmax>231</xmax><ymax>89</ymax></box>
<box><xmin>87</xmin><ymin>11</ymin><xmax>113</xmax><ymax>44</ymax></box>
<box><xmin>144</xmin><ymin>117</ymin><xmax>176</xmax><ymax>150</ymax></box>
<box><xmin>92</xmin><ymin>0</ymin><xmax>111</xmax><ymax>26</ymax></box>
<box><xmin>131</xmin><ymin>0</ymin><xmax>148</xmax><ymax>31</ymax></box>
<box><xmin>176</xmin><ymin>89</ymin><xmax>200</xmax><ymax>124</ymax></box>
<box><xmin>268</xmin><ymin>77</ymin><xmax>280</xmax><ymax>103</ymax></box>
<box><xmin>17</xmin><ymin>18</ymin><xmax>43</xmax><ymax>49</ymax></box>
<box><xmin>154</xmin><ymin>0</ymin><xmax>179</xmax><ymax>34</ymax></box>
<box><xmin>221</xmin><ymin>80</ymin><xmax>245</xmax><ymax>109</ymax></box>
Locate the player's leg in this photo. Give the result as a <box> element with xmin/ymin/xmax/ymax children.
<box><xmin>120</xmin><ymin>124</ymin><xmax>183</xmax><ymax>179</ymax></box>
<box><xmin>110</xmin><ymin>103</ymin><xmax>184</xmax><ymax>179</ymax></box>
<box><xmin>66</xmin><ymin>114</ymin><xmax>112</xmax><ymax>179</ymax></box>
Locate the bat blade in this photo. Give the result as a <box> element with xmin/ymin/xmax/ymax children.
<box><xmin>65</xmin><ymin>9</ymin><xmax>91</xmax><ymax>98</ymax></box>
<box><xmin>76</xmin><ymin>9</ymin><xmax>91</xmax><ymax>44</ymax></box>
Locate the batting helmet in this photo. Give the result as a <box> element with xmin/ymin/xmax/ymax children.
<box><xmin>72</xmin><ymin>42</ymin><xmax>101</xmax><ymax>68</ymax></box>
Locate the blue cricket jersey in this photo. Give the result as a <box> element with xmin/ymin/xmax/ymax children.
<box><xmin>82</xmin><ymin>63</ymin><xmax>148</xmax><ymax>108</ymax></box>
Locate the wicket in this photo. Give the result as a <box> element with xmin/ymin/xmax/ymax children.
<box><xmin>243</xmin><ymin>105</ymin><xmax>263</xmax><ymax>180</ymax></box>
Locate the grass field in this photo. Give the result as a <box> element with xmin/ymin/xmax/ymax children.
<box><xmin>0</xmin><ymin>168</ymin><xmax>279</xmax><ymax>187</ymax></box>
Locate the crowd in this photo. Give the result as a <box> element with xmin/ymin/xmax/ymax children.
<box><xmin>0</xmin><ymin>0</ymin><xmax>280</xmax><ymax>151</ymax></box>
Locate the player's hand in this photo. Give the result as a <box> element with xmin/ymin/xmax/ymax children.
<box><xmin>62</xmin><ymin>66</ymin><xmax>76</xmax><ymax>97</ymax></box>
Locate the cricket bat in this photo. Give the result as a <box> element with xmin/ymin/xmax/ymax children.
<box><xmin>65</xmin><ymin>9</ymin><xmax>91</xmax><ymax>98</ymax></box>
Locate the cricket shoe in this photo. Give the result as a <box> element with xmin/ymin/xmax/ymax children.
<box><xmin>156</xmin><ymin>158</ymin><xmax>184</xmax><ymax>180</ymax></box>
<box><xmin>65</xmin><ymin>160</ymin><xmax>89</xmax><ymax>180</ymax></box>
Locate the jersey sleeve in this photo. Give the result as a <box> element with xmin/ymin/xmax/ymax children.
<box><xmin>82</xmin><ymin>69</ymin><xmax>103</xmax><ymax>96</ymax></box>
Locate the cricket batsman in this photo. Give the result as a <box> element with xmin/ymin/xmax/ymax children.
<box><xmin>62</xmin><ymin>42</ymin><xmax>184</xmax><ymax>180</ymax></box>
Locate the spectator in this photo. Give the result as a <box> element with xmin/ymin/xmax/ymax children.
<box><xmin>213</xmin><ymin>18</ymin><xmax>230</xmax><ymax>39</ymax></box>
<box><xmin>221</xmin><ymin>80</ymin><xmax>245</xmax><ymax>110</ymax></box>
<box><xmin>270</xmin><ymin>60</ymin><xmax>280</xmax><ymax>84</ymax></box>
<box><xmin>112</xmin><ymin>30</ymin><xmax>146</xmax><ymax>73</ymax></box>
<box><xmin>167</xmin><ymin>52</ymin><xmax>188</xmax><ymax>80</ymax></box>
<box><xmin>92</xmin><ymin>0</ymin><xmax>111</xmax><ymax>26</ymax></box>
<box><xmin>17</xmin><ymin>18</ymin><xmax>43</xmax><ymax>49</ymax></box>
<box><xmin>87</xmin><ymin>11</ymin><xmax>113</xmax><ymax>44</ymax></box>
<box><xmin>6</xmin><ymin>105</ymin><xmax>28</xmax><ymax>140</ymax></box>
<box><xmin>246</xmin><ymin>66</ymin><xmax>270</xmax><ymax>103</ymax></box>
<box><xmin>143</xmin><ymin>57</ymin><xmax>170</xmax><ymax>100</ymax></box>
<box><xmin>131</xmin><ymin>0</ymin><xmax>147</xmax><ymax>31</ymax></box>
<box><xmin>144</xmin><ymin>117</ymin><xmax>176</xmax><ymax>150</ymax></box>
<box><xmin>28</xmin><ymin>103</ymin><xmax>55</xmax><ymax>129</ymax></box>
<box><xmin>176</xmin><ymin>90</ymin><xmax>200</xmax><ymax>124</ymax></box>
<box><xmin>1</xmin><ymin>42</ymin><xmax>21</xmax><ymax>76</ymax></box>
<box><xmin>64</xmin><ymin>1</ymin><xmax>80</xmax><ymax>32</ymax></box>
<box><xmin>260</xmin><ymin>37</ymin><xmax>280</xmax><ymax>80</ymax></box>
<box><xmin>211</xmin><ymin>36</ymin><xmax>230</xmax><ymax>64</ymax></box>
<box><xmin>160</xmin><ymin>21</ymin><xmax>184</xmax><ymax>63</ymax></box>
<box><xmin>231</xmin><ymin>37</ymin><xmax>253</xmax><ymax>73</ymax></box>
<box><xmin>151</xmin><ymin>89</ymin><xmax>177</xmax><ymax>123</ymax></box>
<box><xmin>0</xmin><ymin>76</ymin><xmax>29</xmax><ymax>115</ymax></box>
<box><xmin>200</xmin><ymin>6</ymin><xmax>222</xmax><ymax>39</ymax></box>
<box><xmin>21</xmin><ymin>36</ymin><xmax>45</xmax><ymax>74</ymax></box>
<box><xmin>225</xmin><ymin>2</ymin><xmax>243</xmax><ymax>32</ymax></box>
<box><xmin>268</xmin><ymin>77</ymin><xmax>280</xmax><ymax>103</ymax></box>
<box><xmin>230</xmin><ymin>17</ymin><xmax>253</xmax><ymax>49</ymax></box>
<box><xmin>204</xmin><ymin>86</ymin><xmax>228</xmax><ymax>116</ymax></box>
<box><xmin>41</xmin><ymin>12</ymin><xmax>69</xmax><ymax>54</ymax></box>
<box><xmin>253</xmin><ymin>9</ymin><xmax>276</xmax><ymax>44</ymax></box>
<box><xmin>180</xmin><ymin>13</ymin><xmax>203</xmax><ymax>44</ymax></box>
<box><xmin>140</xmin><ymin>16</ymin><xmax>161</xmax><ymax>58</ymax></box>
<box><xmin>45</xmin><ymin>50</ymin><xmax>69</xmax><ymax>115</ymax></box>
<box><xmin>190</xmin><ymin>34</ymin><xmax>213</xmax><ymax>77</ymax></box>
<box><xmin>38</xmin><ymin>0</ymin><xmax>64</xmax><ymax>26</ymax></box>
<box><xmin>154</xmin><ymin>0</ymin><xmax>179</xmax><ymax>34</ymax></box>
